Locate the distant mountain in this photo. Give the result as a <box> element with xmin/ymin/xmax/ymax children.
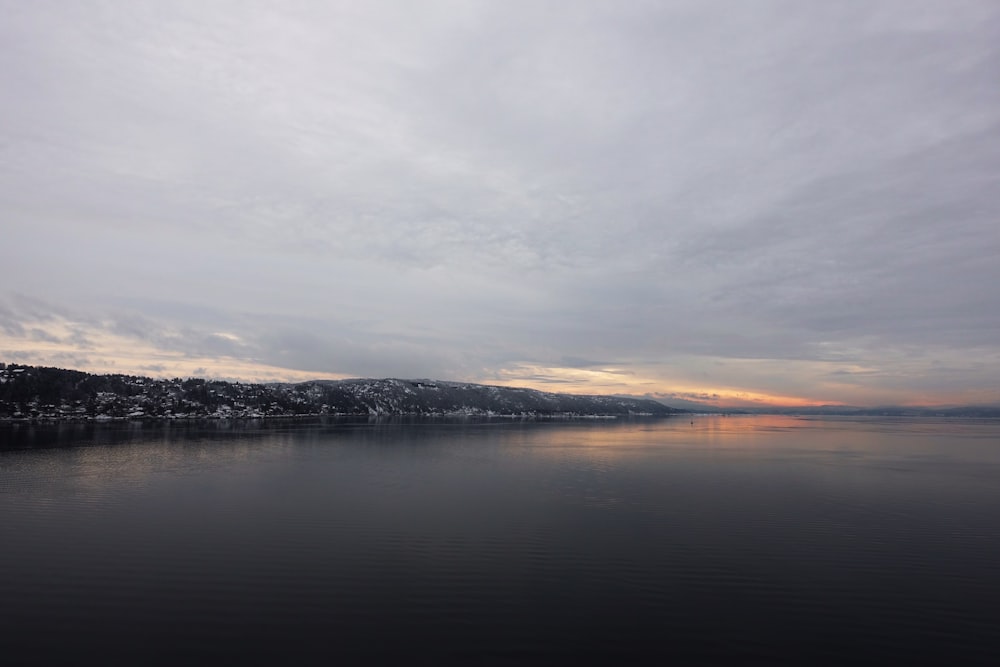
<box><xmin>0</xmin><ymin>364</ymin><xmax>683</xmax><ymax>420</ymax></box>
<box><xmin>621</xmin><ymin>392</ymin><xmax>1000</xmax><ymax>418</ymax></box>
<box><xmin>734</xmin><ymin>404</ymin><xmax>1000</xmax><ymax>418</ymax></box>
<box><xmin>621</xmin><ymin>395</ymin><xmax>731</xmax><ymax>413</ymax></box>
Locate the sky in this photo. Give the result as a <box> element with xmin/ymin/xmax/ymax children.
<box><xmin>2</xmin><ymin>1</ymin><xmax>999</xmax><ymax>408</ymax></box>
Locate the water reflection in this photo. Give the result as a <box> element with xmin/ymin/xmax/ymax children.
<box><xmin>2</xmin><ymin>416</ymin><xmax>1000</xmax><ymax>664</ymax></box>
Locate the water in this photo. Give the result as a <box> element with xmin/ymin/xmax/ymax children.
<box><xmin>2</xmin><ymin>416</ymin><xmax>999</xmax><ymax>665</ymax></box>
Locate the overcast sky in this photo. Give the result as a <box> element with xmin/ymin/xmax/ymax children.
<box><xmin>2</xmin><ymin>1</ymin><xmax>999</xmax><ymax>407</ymax></box>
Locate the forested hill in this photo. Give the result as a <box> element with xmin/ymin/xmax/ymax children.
<box><xmin>0</xmin><ymin>364</ymin><xmax>682</xmax><ymax>420</ymax></box>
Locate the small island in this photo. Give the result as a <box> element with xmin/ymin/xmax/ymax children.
<box><xmin>0</xmin><ymin>363</ymin><xmax>683</xmax><ymax>421</ymax></box>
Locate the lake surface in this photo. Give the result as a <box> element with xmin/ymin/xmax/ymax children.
<box><xmin>2</xmin><ymin>415</ymin><xmax>999</xmax><ymax>665</ymax></box>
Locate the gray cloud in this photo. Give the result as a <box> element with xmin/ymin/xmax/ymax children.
<box><xmin>1</xmin><ymin>1</ymin><xmax>998</xmax><ymax>405</ymax></box>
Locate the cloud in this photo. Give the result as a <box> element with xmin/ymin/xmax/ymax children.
<box><xmin>1</xmin><ymin>1</ymin><xmax>998</xmax><ymax>406</ymax></box>
<box><xmin>28</xmin><ymin>328</ymin><xmax>61</xmax><ymax>343</ymax></box>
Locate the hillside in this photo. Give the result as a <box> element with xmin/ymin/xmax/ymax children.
<box><xmin>0</xmin><ymin>364</ymin><xmax>682</xmax><ymax>420</ymax></box>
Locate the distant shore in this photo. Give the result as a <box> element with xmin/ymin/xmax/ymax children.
<box><xmin>0</xmin><ymin>363</ymin><xmax>683</xmax><ymax>421</ymax></box>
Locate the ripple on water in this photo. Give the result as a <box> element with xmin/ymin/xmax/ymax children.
<box><xmin>3</xmin><ymin>417</ymin><xmax>1000</xmax><ymax>664</ymax></box>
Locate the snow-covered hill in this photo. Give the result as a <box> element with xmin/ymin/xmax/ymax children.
<box><xmin>0</xmin><ymin>364</ymin><xmax>683</xmax><ymax>419</ymax></box>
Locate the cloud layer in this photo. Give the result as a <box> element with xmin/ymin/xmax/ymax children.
<box><xmin>2</xmin><ymin>1</ymin><xmax>999</xmax><ymax>406</ymax></box>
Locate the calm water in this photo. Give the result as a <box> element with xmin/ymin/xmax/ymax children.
<box><xmin>2</xmin><ymin>416</ymin><xmax>999</xmax><ymax>665</ymax></box>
